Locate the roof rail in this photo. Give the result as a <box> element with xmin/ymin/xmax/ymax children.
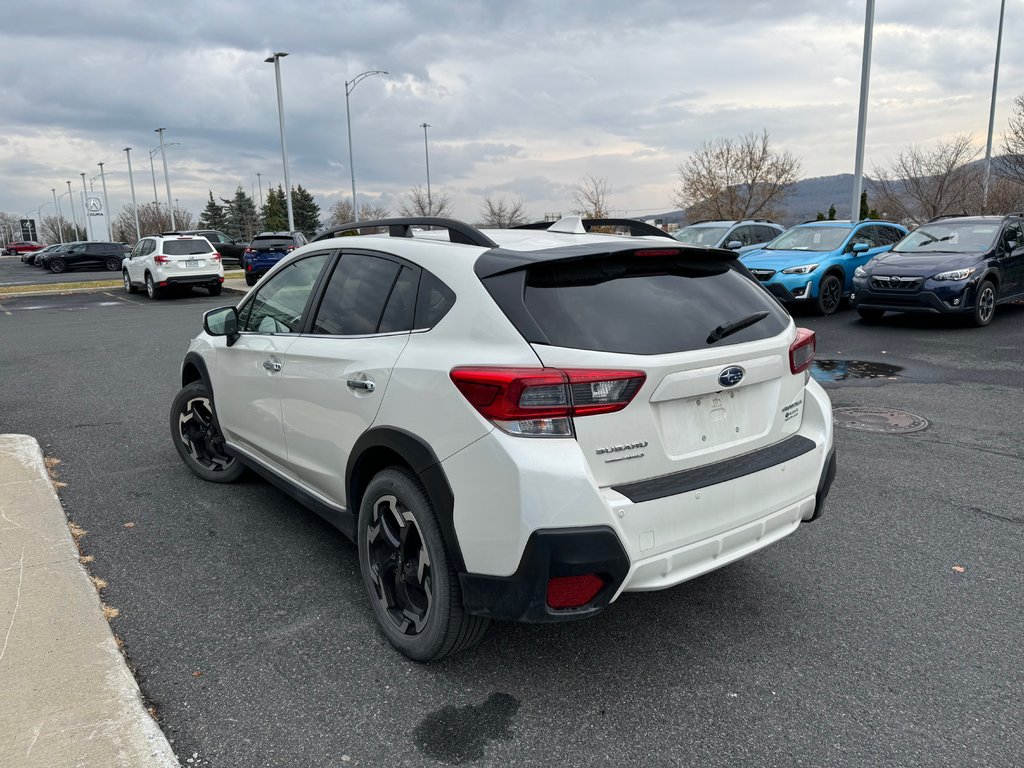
<box><xmin>312</xmin><ymin>217</ymin><xmax>498</xmax><ymax>247</ymax></box>
<box><xmin>924</xmin><ymin>213</ymin><xmax>974</xmax><ymax>223</ymax></box>
<box><xmin>513</xmin><ymin>217</ymin><xmax>673</xmax><ymax>239</ymax></box>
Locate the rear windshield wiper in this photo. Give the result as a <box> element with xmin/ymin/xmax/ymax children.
<box><xmin>706</xmin><ymin>311</ymin><xmax>770</xmax><ymax>344</ymax></box>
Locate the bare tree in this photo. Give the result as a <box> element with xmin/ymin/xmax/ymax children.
<box><xmin>871</xmin><ymin>134</ymin><xmax>981</xmax><ymax>224</ymax></box>
<box><xmin>40</xmin><ymin>215</ymin><xmax>86</xmax><ymax>243</ymax></box>
<box><xmin>325</xmin><ymin>199</ymin><xmax>391</xmax><ymax>227</ymax></box>
<box><xmin>997</xmin><ymin>93</ymin><xmax>1024</xmax><ymax>188</ymax></box>
<box><xmin>399</xmin><ymin>185</ymin><xmax>453</xmax><ymax>217</ymax></box>
<box><xmin>479</xmin><ymin>194</ymin><xmax>528</xmax><ymax>228</ymax></box>
<box><xmin>672</xmin><ymin>130</ymin><xmax>801</xmax><ymax>221</ymax></box>
<box><xmin>110</xmin><ymin>202</ymin><xmax>195</xmax><ymax>243</ymax></box>
<box><xmin>570</xmin><ymin>175</ymin><xmax>613</xmax><ymax>218</ymax></box>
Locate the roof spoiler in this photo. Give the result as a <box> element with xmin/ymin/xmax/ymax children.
<box><xmin>513</xmin><ymin>216</ymin><xmax>674</xmax><ymax>239</ymax></box>
<box><xmin>312</xmin><ymin>217</ymin><xmax>498</xmax><ymax>247</ymax></box>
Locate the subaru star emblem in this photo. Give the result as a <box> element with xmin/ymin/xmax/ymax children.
<box><xmin>718</xmin><ymin>366</ymin><xmax>745</xmax><ymax>388</ymax></box>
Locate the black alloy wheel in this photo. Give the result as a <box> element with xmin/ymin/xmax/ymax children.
<box><xmin>49</xmin><ymin>258</ymin><xmax>67</xmax><ymax>274</ymax></box>
<box><xmin>105</xmin><ymin>257</ymin><xmax>121</xmax><ymax>271</ymax></box>
<box><xmin>815</xmin><ymin>274</ymin><xmax>843</xmax><ymax>315</ymax></box>
<box><xmin>358</xmin><ymin>467</ymin><xmax>489</xmax><ymax>662</ymax></box>
<box><xmin>169</xmin><ymin>382</ymin><xmax>243</xmax><ymax>483</ymax></box>
<box><xmin>971</xmin><ymin>280</ymin><xmax>996</xmax><ymax>327</ymax></box>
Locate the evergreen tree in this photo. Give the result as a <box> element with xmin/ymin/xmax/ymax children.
<box><xmin>860</xmin><ymin>190</ymin><xmax>880</xmax><ymax>219</ymax></box>
<box><xmin>260</xmin><ymin>186</ymin><xmax>288</xmax><ymax>232</ymax></box>
<box><xmin>198</xmin><ymin>191</ymin><xmax>226</xmax><ymax>230</ymax></box>
<box><xmin>220</xmin><ymin>186</ymin><xmax>260</xmax><ymax>242</ymax></box>
<box><xmin>292</xmin><ymin>184</ymin><xmax>321</xmax><ymax>236</ymax></box>
<box><xmin>827</xmin><ymin>203</ymin><xmax>836</xmax><ymax>220</ymax></box>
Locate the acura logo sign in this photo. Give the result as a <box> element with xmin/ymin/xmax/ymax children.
<box><xmin>718</xmin><ymin>366</ymin><xmax>745</xmax><ymax>388</ymax></box>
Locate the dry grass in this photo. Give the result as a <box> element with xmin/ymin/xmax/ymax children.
<box><xmin>79</xmin><ymin>555</ymin><xmax>95</xmax><ymax>564</ymax></box>
<box><xmin>90</xmin><ymin>575</ymin><xmax>108</xmax><ymax>590</ymax></box>
<box><xmin>0</xmin><ymin>279</ymin><xmax>122</xmax><ymax>298</ymax></box>
<box><xmin>101</xmin><ymin>604</ymin><xmax>120</xmax><ymax>620</ymax></box>
<box><xmin>44</xmin><ymin>456</ymin><xmax>67</xmax><ymax>489</ymax></box>
<box><xmin>68</xmin><ymin>521</ymin><xmax>87</xmax><ymax>541</ymax></box>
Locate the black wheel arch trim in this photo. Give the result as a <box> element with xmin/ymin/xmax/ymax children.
<box><xmin>346</xmin><ymin>426</ymin><xmax>463</xmax><ymax>571</ymax></box>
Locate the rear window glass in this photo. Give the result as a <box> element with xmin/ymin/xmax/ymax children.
<box><xmin>251</xmin><ymin>237</ymin><xmax>294</xmax><ymax>248</ymax></box>
<box><xmin>163</xmin><ymin>240</ymin><xmax>214</xmax><ymax>256</ymax></box>
<box><xmin>515</xmin><ymin>256</ymin><xmax>789</xmax><ymax>354</ymax></box>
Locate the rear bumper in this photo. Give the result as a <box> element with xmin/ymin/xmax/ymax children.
<box><xmin>158</xmin><ymin>274</ymin><xmax>224</xmax><ymax>287</ymax></box>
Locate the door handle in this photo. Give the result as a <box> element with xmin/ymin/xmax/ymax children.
<box><xmin>262</xmin><ymin>360</ymin><xmax>282</xmax><ymax>372</ymax></box>
<box><xmin>346</xmin><ymin>378</ymin><xmax>375</xmax><ymax>392</ymax></box>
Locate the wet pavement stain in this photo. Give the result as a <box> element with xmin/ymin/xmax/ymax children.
<box><xmin>811</xmin><ymin>359</ymin><xmax>904</xmax><ymax>383</ymax></box>
<box><xmin>413</xmin><ymin>692</ymin><xmax>521</xmax><ymax>764</ymax></box>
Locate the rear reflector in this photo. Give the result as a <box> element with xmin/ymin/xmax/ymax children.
<box><xmin>789</xmin><ymin>328</ymin><xmax>815</xmax><ymax>374</ymax></box>
<box><xmin>449</xmin><ymin>367</ymin><xmax>645</xmax><ymax>437</ymax></box>
<box><xmin>547</xmin><ymin>574</ymin><xmax>605</xmax><ymax>609</ymax></box>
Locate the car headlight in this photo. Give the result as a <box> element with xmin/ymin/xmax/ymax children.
<box><xmin>781</xmin><ymin>263</ymin><xmax>819</xmax><ymax>275</ymax></box>
<box><xmin>932</xmin><ymin>268</ymin><xmax>975</xmax><ymax>281</ymax></box>
<box><xmin>854</xmin><ymin>265</ymin><xmax>868</xmax><ymax>278</ymax></box>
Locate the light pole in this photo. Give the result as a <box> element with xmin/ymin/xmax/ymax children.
<box><xmin>345</xmin><ymin>69</ymin><xmax>388</xmax><ymax>214</ymax></box>
<box><xmin>850</xmin><ymin>0</ymin><xmax>875</xmax><ymax>222</ymax></box>
<box><xmin>98</xmin><ymin>162</ymin><xmax>112</xmax><ymax>240</ymax></box>
<box><xmin>155</xmin><ymin>128</ymin><xmax>175</xmax><ymax>230</ymax></box>
<box><xmin>257</xmin><ymin>171</ymin><xmax>264</xmax><ymax>209</ymax></box>
<box><xmin>148</xmin><ymin>143</ymin><xmax>180</xmax><ymax>216</ymax></box>
<box><xmin>124</xmin><ymin>147</ymin><xmax>141</xmax><ymax>241</ymax></box>
<box><xmin>80</xmin><ymin>172</ymin><xmax>93</xmax><ymax>240</ymax></box>
<box><xmin>420</xmin><ymin>122</ymin><xmax>432</xmax><ymax>214</ymax></box>
<box><xmin>265</xmin><ymin>52</ymin><xmax>295</xmax><ymax>232</ymax></box>
<box><xmin>983</xmin><ymin>0</ymin><xmax>1007</xmax><ymax>210</ymax></box>
<box><xmin>52</xmin><ymin>188</ymin><xmax>65</xmax><ymax>243</ymax></box>
<box><xmin>66</xmin><ymin>180</ymin><xmax>79</xmax><ymax>239</ymax></box>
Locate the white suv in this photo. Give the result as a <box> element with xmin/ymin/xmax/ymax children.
<box><xmin>170</xmin><ymin>216</ymin><xmax>836</xmax><ymax>661</ymax></box>
<box><xmin>123</xmin><ymin>234</ymin><xmax>225</xmax><ymax>299</ymax></box>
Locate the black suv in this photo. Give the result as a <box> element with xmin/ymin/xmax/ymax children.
<box><xmin>851</xmin><ymin>213</ymin><xmax>1024</xmax><ymax>327</ymax></box>
<box><xmin>41</xmin><ymin>241</ymin><xmax>131</xmax><ymax>273</ymax></box>
<box><xmin>164</xmin><ymin>230</ymin><xmax>246</xmax><ymax>267</ymax></box>
<box><xmin>242</xmin><ymin>231</ymin><xmax>308</xmax><ymax>286</ymax></box>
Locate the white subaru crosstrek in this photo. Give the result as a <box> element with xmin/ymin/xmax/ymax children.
<box><xmin>123</xmin><ymin>233</ymin><xmax>225</xmax><ymax>299</ymax></box>
<box><xmin>170</xmin><ymin>216</ymin><xmax>836</xmax><ymax>661</ymax></box>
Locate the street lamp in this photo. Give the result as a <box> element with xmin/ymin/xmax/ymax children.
<box><xmin>155</xmin><ymin>128</ymin><xmax>175</xmax><ymax>230</ymax></box>
<box><xmin>257</xmin><ymin>171</ymin><xmax>264</xmax><ymax>208</ymax></box>
<box><xmin>148</xmin><ymin>143</ymin><xmax>180</xmax><ymax>214</ymax></box>
<box><xmin>66</xmin><ymin>180</ymin><xmax>79</xmax><ymax>239</ymax></box>
<box><xmin>98</xmin><ymin>162</ymin><xmax>112</xmax><ymax>241</ymax></box>
<box><xmin>983</xmin><ymin>0</ymin><xmax>1007</xmax><ymax>210</ymax></box>
<box><xmin>849</xmin><ymin>0</ymin><xmax>875</xmax><ymax>222</ymax></box>
<box><xmin>52</xmin><ymin>188</ymin><xmax>65</xmax><ymax>243</ymax></box>
<box><xmin>265</xmin><ymin>51</ymin><xmax>295</xmax><ymax>232</ymax></box>
<box><xmin>124</xmin><ymin>147</ymin><xmax>141</xmax><ymax>241</ymax></box>
<box><xmin>80</xmin><ymin>172</ymin><xmax>92</xmax><ymax>241</ymax></box>
<box><xmin>345</xmin><ymin>69</ymin><xmax>388</xmax><ymax>214</ymax></box>
<box><xmin>420</xmin><ymin>122</ymin><xmax>432</xmax><ymax>214</ymax></box>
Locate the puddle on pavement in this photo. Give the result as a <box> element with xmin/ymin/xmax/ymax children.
<box><xmin>811</xmin><ymin>359</ymin><xmax>903</xmax><ymax>383</ymax></box>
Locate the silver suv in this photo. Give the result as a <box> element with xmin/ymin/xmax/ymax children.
<box><xmin>673</xmin><ymin>220</ymin><xmax>785</xmax><ymax>253</ymax></box>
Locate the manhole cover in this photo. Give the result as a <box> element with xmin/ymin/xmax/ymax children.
<box><xmin>832</xmin><ymin>406</ymin><xmax>929</xmax><ymax>434</ymax></box>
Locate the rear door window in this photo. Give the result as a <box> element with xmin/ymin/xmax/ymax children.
<box><xmin>311</xmin><ymin>253</ymin><xmax>404</xmax><ymax>336</ymax></box>
<box><xmin>494</xmin><ymin>254</ymin><xmax>789</xmax><ymax>355</ymax></box>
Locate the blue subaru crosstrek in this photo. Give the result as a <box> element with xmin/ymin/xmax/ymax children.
<box><xmin>741</xmin><ymin>220</ymin><xmax>908</xmax><ymax>315</ymax></box>
<box><xmin>243</xmin><ymin>231</ymin><xmax>309</xmax><ymax>286</ymax></box>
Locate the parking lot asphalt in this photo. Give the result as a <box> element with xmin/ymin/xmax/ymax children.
<box><xmin>1</xmin><ymin>290</ymin><xmax>1021</xmax><ymax>767</ymax></box>
<box><xmin>0</xmin><ymin>255</ymin><xmax>119</xmax><ymax>286</ymax></box>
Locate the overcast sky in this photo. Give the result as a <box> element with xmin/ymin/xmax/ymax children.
<box><xmin>1</xmin><ymin>0</ymin><xmax>1021</xmax><ymax>230</ymax></box>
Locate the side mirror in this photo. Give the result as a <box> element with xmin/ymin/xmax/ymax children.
<box><xmin>726</xmin><ymin>240</ymin><xmax>743</xmax><ymax>250</ymax></box>
<box><xmin>851</xmin><ymin>242</ymin><xmax>870</xmax><ymax>253</ymax></box>
<box><xmin>203</xmin><ymin>306</ymin><xmax>240</xmax><ymax>345</ymax></box>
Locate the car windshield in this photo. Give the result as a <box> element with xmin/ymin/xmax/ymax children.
<box><xmin>672</xmin><ymin>226</ymin><xmax>729</xmax><ymax>246</ymax></box>
<box><xmin>892</xmin><ymin>222</ymin><xmax>998</xmax><ymax>254</ymax></box>
<box><xmin>766</xmin><ymin>226</ymin><xmax>849</xmax><ymax>252</ymax></box>
<box><xmin>163</xmin><ymin>240</ymin><xmax>214</xmax><ymax>256</ymax></box>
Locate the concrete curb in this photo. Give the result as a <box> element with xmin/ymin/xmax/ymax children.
<box><xmin>0</xmin><ymin>435</ymin><xmax>179</xmax><ymax>767</ymax></box>
<box><xmin>0</xmin><ymin>279</ymin><xmax>249</xmax><ymax>300</ymax></box>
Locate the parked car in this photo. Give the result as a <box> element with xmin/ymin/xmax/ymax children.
<box><xmin>4</xmin><ymin>241</ymin><xmax>44</xmax><ymax>256</ymax></box>
<box><xmin>22</xmin><ymin>243</ymin><xmax>61</xmax><ymax>265</ymax></box>
<box><xmin>740</xmin><ymin>220</ymin><xmax>908</xmax><ymax>315</ymax></box>
<box><xmin>851</xmin><ymin>214</ymin><xmax>1024</xmax><ymax>326</ymax></box>
<box><xmin>32</xmin><ymin>242</ymin><xmax>79</xmax><ymax>266</ymax></box>
<box><xmin>170</xmin><ymin>215</ymin><xmax>836</xmax><ymax>662</ymax></box>
<box><xmin>164</xmin><ymin>229</ymin><xmax>246</xmax><ymax>267</ymax></box>
<box><xmin>242</xmin><ymin>231</ymin><xmax>309</xmax><ymax>285</ymax></box>
<box><xmin>673</xmin><ymin>220</ymin><xmax>785</xmax><ymax>253</ymax></box>
<box><xmin>40</xmin><ymin>241</ymin><xmax>130</xmax><ymax>273</ymax></box>
<box><xmin>123</xmin><ymin>234</ymin><xmax>225</xmax><ymax>299</ymax></box>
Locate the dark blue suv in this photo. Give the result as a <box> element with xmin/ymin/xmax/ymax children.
<box><xmin>243</xmin><ymin>231</ymin><xmax>309</xmax><ymax>286</ymax></box>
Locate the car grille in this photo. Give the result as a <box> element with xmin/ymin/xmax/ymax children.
<box><xmin>750</xmin><ymin>269</ymin><xmax>775</xmax><ymax>282</ymax></box>
<box><xmin>870</xmin><ymin>275</ymin><xmax>922</xmax><ymax>291</ymax></box>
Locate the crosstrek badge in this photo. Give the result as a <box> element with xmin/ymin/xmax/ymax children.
<box><xmin>782</xmin><ymin>398</ymin><xmax>803</xmax><ymax>423</ymax></box>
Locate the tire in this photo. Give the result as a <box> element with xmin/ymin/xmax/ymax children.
<box><xmin>169</xmin><ymin>381</ymin><xmax>244</xmax><ymax>483</ymax></box>
<box><xmin>245</xmin><ymin>273</ymin><xmax>257</xmax><ymax>287</ymax></box>
<box><xmin>49</xmin><ymin>258</ymin><xmax>67</xmax><ymax>274</ymax></box>
<box><xmin>145</xmin><ymin>273</ymin><xmax>162</xmax><ymax>300</ymax></box>
<box><xmin>857</xmin><ymin>307</ymin><xmax>885</xmax><ymax>323</ymax></box>
<box><xmin>208</xmin><ymin>283</ymin><xmax>222</xmax><ymax>297</ymax></box>
<box><xmin>970</xmin><ymin>280</ymin><xmax>996</xmax><ymax>327</ymax></box>
<box><xmin>358</xmin><ymin>467</ymin><xmax>490</xmax><ymax>662</ymax></box>
<box><xmin>105</xmin><ymin>257</ymin><xmax>121</xmax><ymax>271</ymax></box>
<box><xmin>123</xmin><ymin>271</ymin><xmax>138</xmax><ymax>294</ymax></box>
<box><xmin>814</xmin><ymin>274</ymin><xmax>843</xmax><ymax>316</ymax></box>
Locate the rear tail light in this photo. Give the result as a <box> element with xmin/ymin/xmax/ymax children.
<box><xmin>211</xmin><ymin>253</ymin><xmax>221</xmax><ymax>261</ymax></box>
<box><xmin>449</xmin><ymin>367</ymin><xmax>645</xmax><ymax>437</ymax></box>
<box><xmin>154</xmin><ymin>254</ymin><xmax>170</xmax><ymax>264</ymax></box>
<box><xmin>244</xmin><ymin>248</ymin><xmax>255</xmax><ymax>254</ymax></box>
<box><xmin>789</xmin><ymin>328</ymin><xmax>815</xmax><ymax>376</ymax></box>
<box><xmin>547</xmin><ymin>574</ymin><xmax>605</xmax><ymax>609</ymax></box>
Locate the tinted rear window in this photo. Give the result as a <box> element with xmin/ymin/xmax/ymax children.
<box><xmin>163</xmin><ymin>240</ymin><xmax>214</xmax><ymax>256</ymax></box>
<box><xmin>252</xmin><ymin>237</ymin><xmax>294</xmax><ymax>249</ymax></box>
<box><xmin>513</xmin><ymin>256</ymin><xmax>788</xmax><ymax>354</ymax></box>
